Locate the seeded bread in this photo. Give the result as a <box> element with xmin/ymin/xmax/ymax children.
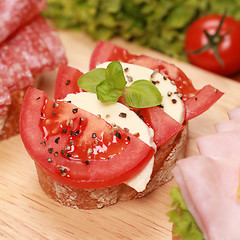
<box><xmin>35</xmin><ymin>123</ymin><xmax>188</xmax><ymax>210</ymax></box>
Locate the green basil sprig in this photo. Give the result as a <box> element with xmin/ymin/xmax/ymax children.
<box><xmin>78</xmin><ymin>61</ymin><xmax>162</xmax><ymax>108</ymax></box>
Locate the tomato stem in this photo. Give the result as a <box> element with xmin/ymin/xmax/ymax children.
<box><xmin>188</xmin><ymin>10</ymin><xmax>230</xmax><ymax>68</ymax></box>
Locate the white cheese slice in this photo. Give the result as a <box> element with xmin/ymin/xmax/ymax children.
<box><xmin>97</xmin><ymin>62</ymin><xmax>185</xmax><ymax>124</ymax></box>
<box><xmin>65</xmin><ymin>92</ymin><xmax>156</xmax><ymax>192</ymax></box>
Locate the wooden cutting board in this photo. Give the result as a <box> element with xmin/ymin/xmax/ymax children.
<box><xmin>1</xmin><ymin>31</ymin><xmax>240</xmax><ymax>240</ymax></box>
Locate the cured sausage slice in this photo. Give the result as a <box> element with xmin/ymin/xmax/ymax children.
<box><xmin>7</xmin><ymin>24</ymin><xmax>54</xmax><ymax>74</ymax></box>
<box><xmin>29</xmin><ymin>16</ymin><xmax>67</xmax><ymax>67</ymax></box>
<box><xmin>0</xmin><ymin>0</ymin><xmax>47</xmax><ymax>43</ymax></box>
<box><xmin>0</xmin><ymin>45</ymin><xmax>34</xmax><ymax>92</ymax></box>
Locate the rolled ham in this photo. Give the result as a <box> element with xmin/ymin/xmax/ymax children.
<box><xmin>215</xmin><ymin>119</ymin><xmax>240</xmax><ymax>133</ymax></box>
<box><xmin>173</xmin><ymin>156</ymin><xmax>240</xmax><ymax>240</ymax></box>
<box><xmin>228</xmin><ymin>105</ymin><xmax>240</xmax><ymax>120</ymax></box>
<box><xmin>196</xmin><ymin>131</ymin><xmax>240</xmax><ymax>161</ymax></box>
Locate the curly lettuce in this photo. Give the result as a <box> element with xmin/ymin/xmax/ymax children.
<box><xmin>43</xmin><ymin>0</ymin><xmax>240</xmax><ymax>61</ymax></box>
<box><xmin>167</xmin><ymin>187</ymin><xmax>204</xmax><ymax>240</ymax></box>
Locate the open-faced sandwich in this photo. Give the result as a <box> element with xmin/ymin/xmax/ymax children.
<box><xmin>168</xmin><ymin>105</ymin><xmax>240</xmax><ymax>240</ymax></box>
<box><xmin>0</xmin><ymin>0</ymin><xmax>67</xmax><ymax>140</ymax></box>
<box><xmin>20</xmin><ymin>41</ymin><xmax>223</xmax><ymax>209</ymax></box>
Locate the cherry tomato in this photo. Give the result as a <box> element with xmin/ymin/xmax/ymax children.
<box><xmin>185</xmin><ymin>13</ymin><xmax>240</xmax><ymax>76</ymax></box>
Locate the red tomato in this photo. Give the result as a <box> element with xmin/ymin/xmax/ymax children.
<box><xmin>20</xmin><ymin>87</ymin><xmax>155</xmax><ymax>189</ymax></box>
<box><xmin>54</xmin><ymin>63</ymin><xmax>84</xmax><ymax>100</ymax></box>
<box><xmin>90</xmin><ymin>41</ymin><xmax>223</xmax><ymax>120</ymax></box>
<box><xmin>136</xmin><ymin>107</ymin><xmax>184</xmax><ymax>147</ymax></box>
<box><xmin>185</xmin><ymin>14</ymin><xmax>240</xmax><ymax>76</ymax></box>
<box><xmin>54</xmin><ymin>63</ymin><xmax>185</xmax><ymax>148</ymax></box>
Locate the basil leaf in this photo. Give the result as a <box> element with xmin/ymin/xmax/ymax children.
<box><xmin>96</xmin><ymin>80</ymin><xmax>124</xmax><ymax>103</ymax></box>
<box><xmin>105</xmin><ymin>61</ymin><xmax>127</xmax><ymax>89</ymax></box>
<box><xmin>77</xmin><ymin>68</ymin><xmax>106</xmax><ymax>93</ymax></box>
<box><xmin>125</xmin><ymin>80</ymin><xmax>162</xmax><ymax>108</ymax></box>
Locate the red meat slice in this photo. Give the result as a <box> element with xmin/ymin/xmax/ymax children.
<box><xmin>7</xmin><ymin>24</ymin><xmax>55</xmax><ymax>74</ymax></box>
<box><xmin>0</xmin><ymin>45</ymin><xmax>34</xmax><ymax>92</ymax></box>
<box><xmin>0</xmin><ymin>0</ymin><xmax>47</xmax><ymax>43</ymax></box>
<box><xmin>28</xmin><ymin>16</ymin><xmax>67</xmax><ymax>68</ymax></box>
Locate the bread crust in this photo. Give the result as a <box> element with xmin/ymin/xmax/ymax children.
<box><xmin>35</xmin><ymin>123</ymin><xmax>188</xmax><ymax>209</ymax></box>
<box><xmin>0</xmin><ymin>89</ymin><xmax>26</xmax><ymax>140</ymax></box>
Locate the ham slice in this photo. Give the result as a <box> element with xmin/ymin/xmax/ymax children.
<box><xmin>228</xmin><ymin>105</ymin><xmax>240</xmax><ymax>120</ymax></box>
<box><xmin>0</xmin><ymin>0</ymin><xmax>47</xmax><ymax>43</ymax></box>
<box><xmin>215</xmin><ymin>119</ymin><xmax>240</xmax><ymax>133</ymax></box>
<box><xmin>28</xmin><ymin>16</ymin><xmax>67</xmax><ymax>67</ymax></box>
<box><xmin>173</xmin><ymin>156</ymin><xmax>240</xmax><ymax>240</ymax></box>
<box><xmin>196</xmin><ymin>131</ymin><xmax>240</xmax><ymax>161</ymax></box>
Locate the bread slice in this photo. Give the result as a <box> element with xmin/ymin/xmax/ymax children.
<box><xmin>0</xmin><ymin>88</ymin><xmax>27</xmax><ymax>140</ymax></box>
<box><xmin>35</xmin><ymin>123</ymin><xmax>188</xmax><ymax>209</ymax></box>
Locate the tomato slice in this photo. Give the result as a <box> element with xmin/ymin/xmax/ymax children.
<box><xmin>136</xmin><ymin>107</ymin><xmax>184</xmax><ymax>147</ymax></box>
<box><xmin>118</xmin><ymin>95</ymin><xmax>184</xmax><ymax>148</ymax></box>
<box><xmin>90</xmin><ymin>41</ymin><xmax>223</xmax><ymax>120</ymax></box>
<box><xmin>54</xmin><ymin>63</ymin><xmax>84</xmax><ymax>100</ymax></box>
<box><xmin>20</xmin><ymin>87</ymin><xmax>155</xmax><ymax>189</ymax></box>
<box><xmin>184</xmin><ymin>85</ymin><xmax>223</xmax><ymax>120</ymax></box>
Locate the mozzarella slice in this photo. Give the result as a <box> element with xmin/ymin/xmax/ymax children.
<box><xmin>97</xmin><ymin>62</ymin><xmax>185</xmax><ymax>124</ymax></box>
<box><xmin>65</xmin><ymin>92</ymin><xmax>156</xmax><ymax>192</ymax></box>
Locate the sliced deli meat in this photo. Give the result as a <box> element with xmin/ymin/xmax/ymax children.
<box><xmin>173</xmin><ymin>156</ymin><xmax>240</xmax><ymax>240</ymax></box>
<box><xmin>228</xmin><ymin>105</ymin><xmax>240</xmax><ymax>120</ymax></box>
<box><xmin>29</xmin><ymin>16</ymin><xmax>67</xmax><ymax>67</ymax></box>
<box><xmin>0</xmin><ymin>0</ymin><xmax>47</xmax><ymax>43</ymax></box>
<box><xmin>0</xmin><ymin>0</ymin><xmax>67</xmax><ymax>140</ymax></box>
<box><xmin>196</xmin><ymin>131</ymin><xmax>240</xmax><ymax>161</ymax></box>
<box><xmin>0</xmin><ymin>45</ymin><xmax>34</xmax><ymax>92</ymax></box>
<box><xmin>7</xmin><ymin>24</ymin><xmax>54</xmax><ymax>74</ymax></box>
<box><xmin>215</xmin><ymin>119</ymin><xmax>240</xmax><ymax>132</ymax></box>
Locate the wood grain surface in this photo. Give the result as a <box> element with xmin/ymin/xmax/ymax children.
<box><xmin>1</xmin><ymin>31</ymin><xmax>240</xmax><ymax>240</ymax></box>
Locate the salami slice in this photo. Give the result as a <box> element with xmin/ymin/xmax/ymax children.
<box><xmin>29</xmin><ymin>16</ymin><xmax>67</xmax><ymax>67</ymax></box>
<box><xmin>0</xmin><ymin>45</ymin><xmax>34</xmax><ymax>92</ymax></box>
<box><xmin>7</xmin><ymin>24</ymin><xmax>55</xmax><ymax>74</ymax></box>
<box><xmin>0</xmin><ymin>0</ymin><xmax>47</xmax><ymax>43</ymax></box>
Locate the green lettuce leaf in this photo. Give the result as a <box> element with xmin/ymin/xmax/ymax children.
<box><xmin>43</xmin><ymin>0</ymin><xmax>240</xmax><ymax>61</ymax></box>
<box><xmin>167</xmin><ymin>187</ymin><xmax>204</xmax><ymax>240</ymax></box>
